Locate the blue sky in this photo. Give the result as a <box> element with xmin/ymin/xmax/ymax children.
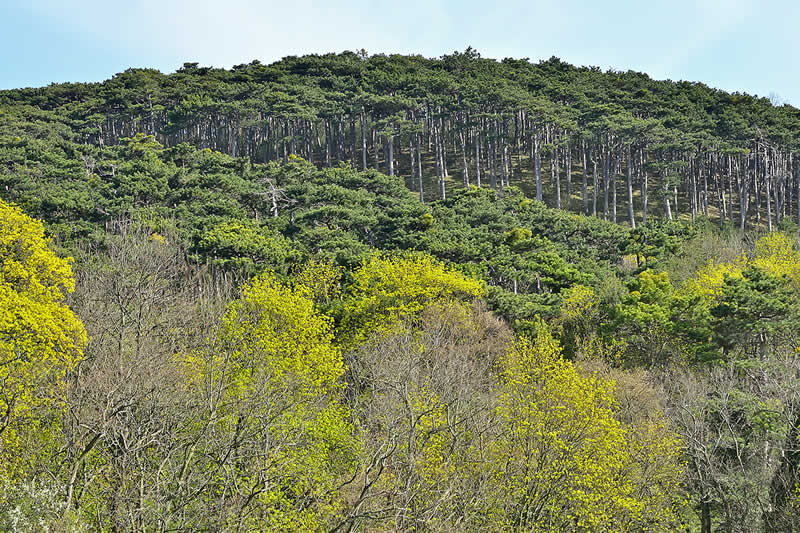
<box><xmin>2</xmin><ymin>0</ymin><xmax>798</xmax><ymax>105</ymax></box>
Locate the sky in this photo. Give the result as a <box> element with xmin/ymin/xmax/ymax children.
<box><xmin>1</xmin><ymin>0</ymin><xmax>798</xmax><ymax>105</ymax></box>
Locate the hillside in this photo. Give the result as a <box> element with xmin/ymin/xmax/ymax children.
<box><xmin>1</xmin><ymin>52</ymin><xmax>800</xmax><ymax>532</ymax></box>
<box><xmin>3</xmin><ymin>50</ymin><xmax>800</xmax><ymax>231</ymax></box>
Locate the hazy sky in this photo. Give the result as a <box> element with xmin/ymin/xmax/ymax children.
<box><xmin>2</xmin><ymin>0</ymin><xmax>798</xmax><ymax>104</ymax></box>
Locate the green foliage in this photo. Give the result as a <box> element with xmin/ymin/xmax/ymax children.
<box><xmin>623</xmin><ymin>220</ymin><xmax>692</xmax><ymax>270</ymax></box>
<box><xmin>196</xmin><ymin>220</ymin><xmax>298</xmax><ymax>274</ymax></box>
<box><xmin>709</xmin><ymin>266</ymin><xmax>800</xmax><ymax>359</ymax></box>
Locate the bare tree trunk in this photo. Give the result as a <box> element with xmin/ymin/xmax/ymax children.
<box><xmin>674</xmin><ymin>182</ymin><xmax>679</xmax><ymax>220</ymax></box>
<box><xmin>489</xmin><ymin>135</ymin><xmax>497</xmax><ymax>191</ymax></box>
<box><xmin>325</xmin><ymin>120</ymin><xmax>332</xmax><ymax>168</ymax></box>
<box><xmin>641</xmin><ymin>148</ymin><xmax>648</xmax><ymax>225</ymax></box>
<box><xmin>691</xmin><ymin>160</ymin><xmax>698</xmax><ymax>220</ymax></box>
<box><xmin>416</xmin><ymin>132</ymin><xmax>424</xmax><ymax>203</ymax></box>
<box><xmin>474</xmin><ymin>129</ymin><xmax>481</xmax><ymax>188</ymax></box>
<box><xmin>701</xmin><ymin>500</ymin><xmax>711</xmax><ymax>533</ymax></box>
<box><xmin>554</xmin><ymin>146</ymin><xmax>561</xmax><ymax>209</ymax></box>
<box><xmin>728</xmin><ymin>154</ymin><xmax>735</xmax><ymax>224</ymax></box>
<box><xmin>534</xmin><ymin>132</ymin><xmax>542</xmax><ymax>201</ymax></box>
<box><xmin>612</xmin><ymin>149</ymin><xmax>618</xmax><ymax>224</ymax></box>
<box><xmin>387</xmin><ymin>134</ymin><xmax>394</xmax><ymax>177</ymax></box>
<box><xmin>435</xmin><ymin>124</ymin><xmax>446</xmax><ymax>200</ymax></box>
<box><xmin>459</xmin><ymin>129</ymin><xmax>469</xmax><ymax>187</ymax></box>
<box><xmin>740</xmin><ymin>155</ymin><xmax>749</xmax><ymax>231</ymax></box>
<box><xmin>755</xmin><ymin>151</ymin><xmax>762</xmax><ymax>225</ymax></box>
<box><xmin>664</xmin><ymin>179</ymin><xmax>672</xmax><ymax>220</ymax></box>
<box><xmin>516</xmin><ymin>115</ymin><xmax>523</xmax><ymax>181</ymax></box>
<box><xmin>502</xmin><ymin>144</ymin><xmax>509</xmax><ymax>189</ymax></box>
<box><xmin>565</xmin><ymin>140</ymin><xmax>572</xmax><ymax>209</ymax></box>
<box><xmin>592</xmin><ymin>147</ymin><xmax>598</xmax><ymax>217</ymax></box>
<box><xmin>603</xmin><ymin>144</ymin><xmax>610</xmax><ymax>220</ymax></box>
<box><xmin>582</xmin><ymin>140</ymin><xmax>589</xmax><ymax>215</ymax></box>
<box><xmin>349</xmin><ymin>120</ymin><xmax>356</xmax><ymax>167</ymax></box>
<box><xmin>796</xmin><ymin>153</ymin><xmax>800</xmax><ymax>226</ymax></box>
<box><xmin>409</xmin><ymin>141</ymin><xmax>416</xmax><ymax>192</ymax></box>
<box><xmin>361</xmin><ymin>108</ymin><xmax>368</xmax><ymax>170</ymax></box>
<box><xmin>434</xmin><ymin>125</ymin><xmax>442</xmax><ymax>194</ymax></box>
<box><xmin>766</xmin><ymin>145</ymin><xmax>773</xmax><ymax>231</ymax></box>
<box><xmin>626</xmin><ymin>144</ymin><xmax>636</xmax><ymax>228</ymax></box>
<box><xmin>702</xmin><ymin>157</ymin><xmax>710</xmax><ymax>217</ymax></box>
<box><xmin>373</xmin><ymin>128</ymin><xmax>379</xmax><ymax>171</ymax></box>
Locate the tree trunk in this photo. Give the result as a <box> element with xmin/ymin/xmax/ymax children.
<box><xmin>372</xmin><ymin>128</ymin><xmax>379</xmax><ymax>171</ymax></box>
<box><xmin>603</xmin><ymin>145</ymin><xmax>610</xmax><ymax>221</ymax></box>
<box><xmin>475</xmin><ymin>129</ymin><xmax>482</xmax><ymax>188</ymax></box>
<box><xmin>350</xmin><ymin>120</ymin><xmax>356</xmax><ymax>167</ymax></box>
<box><xmin>702</xmin><ymin>157</ymin><xmax>709</xmax><ymax>217</ymax></box>
<box><xmin>489</xmin><ymin>135</ymin><xmax>497</xmax><ymax>191</ymax></box>
<box><xmin>766</xmin><ymin>146</ymin><xmax>773</xmax><ymax>231</ymax></box>
<box><xmin>592</xmin><ymin>147</ymin><xmax>598</xmax><ymax>217</ymax></box>
<box><xmin>582</xmin><ymin>140</ymin><xmax>589</xmax><ymax>215</ymax></box>
<box><xmin>728</xmin><ymin>154</ymin><xmax>735</xmax><ymax>224</ymax></box>
<box><xmin>701</xmin><ymin>500</ymin><xmax>711</xmax><ymax>533</ymax></box>
<box><xmin>664</xmin><ymin>179</ymin><xmax>672</xmax><ymax>220</ymax></box>
<box><xmin>387</xmin><ymin>134</ymin><xmax>394</xmax><ymax>177</ymax></box>
<box><xmin>459</xmin><ymin>129</ymin><xmax>469</xmax><ymax>187</ymax></box>
<box><xmin>534</xmin><ymin>132</ymin><xmax>542</xmax><ymax>201</ymax></box>
<box><xmin>554</xmin><ymin>146</ymin><xmax>561</xmax><ymax>209</ymax></box>
<box><xmin>611</xmin><ymin>149</ymin><xmax>618</xmax><ymax>224</ymax></box>
<box><xmin>409</xmin><ymin>141</ymin><xmax>416</xmax><ymax>192</ymax></box>
<box><xmin>416</xmin><ymin>132</ymin><xmax>424</xmax><ymax>203</ymax></box>
<box><xmin>325</xmin><ymin>120</ymin><xmax>332</xmax><ymax>168</ymax></box>
<box><xmin>565</xmin><ymin>140</ymin><xmax>572</xmax><ymax>208</ymax></box>
<box><xmin>641</xmin><ymin>148</ymin><xmax>648</xmax><ymax>225</ymax></box>
<box><xmin>603</xmin><ymin>143</ymin><xmax>611</xmax><ymax>220</ymax></box>
<box><xmin>361</xmin><ymin>109</ymin><xmax>368</xmax><ymax>170</ymax></box>
<box><xmin>626</xmin><ymin>144</ymin><xmax>636</xmax><ymax>228</ymax></box>
<box><xmin>740</xmin><ymin>156</ymin><xmax>749</xmax><ymax>231</ymax></box>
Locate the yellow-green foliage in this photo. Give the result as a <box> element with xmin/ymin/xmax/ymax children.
<box><xmin>679</xmin><ymin>256</ymin><xmax>746</xmax><ymax>301</ymax></box>
<box><xmin>560</xmin><ymin>284</ymin><xmax>599</xmax><ymax>323</ymax></box>
<box><xmin>619</xmin><ymin>270</ymin><xmax>674</xmax><ymax>326</ymax></box>
<box><xmin>751</xmin><ymin>232</ymin><xmax>800</xmax><ymax>288</ymax></box>
<box><xmin>293</xmin><ymin>258</ymin><xmax>343</xmax><ymax>305</ymax></box>
<box><xmin>681</xmin><ymin>232</ymin><xmax>800</xmax><ymax>302</ymax></box>
<box><xmin>220</xmin><ymin>271</ymin><xmax>345</xmax><ymax>396</ymax></box>
<box><xmin>185</xmin><ymin>272</ymin><xmax>355</xmax><ymax>530</ymax></box>
<box><xmin>341</xmin><ymin>253</ymin><xmax>484</xmax><ymax>345</ymax></box>
<box><xmin>486</xmin><ymin>321</ymin><xmax>684</xmax><ymax>531</ymax></box>
<box><xmin>0</xmin><ymin>198</ymin><xmax>86</xmax><ymax>476</ymax></box>
<box><xmin>558</xmin><ymin>284</ymin><xmax>607</xmax><ymax>360</ymax></box>
<box><xmin>623</xmin><ymin>417</ymin><xmax>687</xmax><ymax>530</ymax></box>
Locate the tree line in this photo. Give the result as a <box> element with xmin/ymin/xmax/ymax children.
<box><xmin>4</xmin><ymin>49</ymin><xmax>800</xmax><ymax>230</ymax></box>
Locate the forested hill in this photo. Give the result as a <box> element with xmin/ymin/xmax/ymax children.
<box><xmin>3</xmin><ymin>51</ymin><xmax>800</xmax><ymax>531</ymax></box>
<box><xmin>2</xmin><ymin>49</ymin><xmax>800</xmax><ymax>231</ymax></box>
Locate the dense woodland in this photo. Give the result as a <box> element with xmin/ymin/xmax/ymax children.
<box><xmin>1</xmin><ymin>50</ymin><xmax>800</xmax><ymax>532</ymax></box>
